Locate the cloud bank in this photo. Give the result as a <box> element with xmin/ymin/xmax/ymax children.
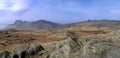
<box><xmin>0</xmin><ymin>0</ymin><xmax>32</xmax><ymax>15</ymax></box>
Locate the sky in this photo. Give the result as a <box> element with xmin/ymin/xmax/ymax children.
<box><xmin>0</xmin><ymin>0</ymin><xmax>120</xmax><ymax>24</ymax></box>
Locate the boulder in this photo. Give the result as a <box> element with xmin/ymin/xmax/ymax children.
<box><xmin>13</xmin><ymin>43</ymin><xmax>44</xmax><ymax>58</ymax></box>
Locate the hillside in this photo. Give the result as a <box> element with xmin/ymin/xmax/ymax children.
<box><xmin>68</xmin><ymin>20</ymin><xmax>120</xmax><ymax>30</ymax></box>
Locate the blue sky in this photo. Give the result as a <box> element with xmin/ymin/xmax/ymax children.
<box><xmin>0</xmin><ymin>0</ymin><xmax>120</xmax><ymax>24</ymax></box>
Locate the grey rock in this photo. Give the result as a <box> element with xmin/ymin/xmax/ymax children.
<box><xmin>46</xmin><ymin>30</ymin><xmax>120</xmax><ymax>58</ymax></box>
<box><xmin>0</xmin><ymin>51</ymin><xmax>10</xmax><ymax>58</ymax></box>
<box><xmin>13</xmin><ymin>43</ymin><xmax>44</xmax><ymax>58</ymax></box>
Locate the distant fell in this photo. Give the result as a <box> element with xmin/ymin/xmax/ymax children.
<box><xmin>68</xmin><ymin>20</ymin><xmax>120</xmax><ymax>29</ymax></box>
<box><xmin>8</xmin><ymin>20</ymin><xmax>63</xmax><ymax>30</ymax></box>
<box><xmin>7</xmin><ymin>20</ymin><xmax>120</xmax><ymax>30</ymax></box>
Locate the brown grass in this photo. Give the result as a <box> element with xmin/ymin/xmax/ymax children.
<box><xmin>0</xmin><ymin>27</ymin><xmax>111</xmax><ymax>51</ymax></box>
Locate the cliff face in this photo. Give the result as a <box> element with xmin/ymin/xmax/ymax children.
<box><xmin>1</xmin><ymin>30</ymin><xmax>120</xmax><ymax>58</ymax></box>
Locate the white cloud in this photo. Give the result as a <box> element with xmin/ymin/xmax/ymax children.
<box><xmin>0</xmin><ymin>4</ymin><xmax>6</xmax><ymax>9</ymax></box>
<box><xmin>0</xmin><ymin>0</ymin><xmax>12</xmax><ymax>9</ymax></box>
<box><xmin>10</xmin><ymin>0</ymin><xmax>29</xmax><ymax>12</ymax></box>
<box><xmin>0</xmin><ymin>0</ymin><xmax>29</xmax><ymax>12</ymax></box>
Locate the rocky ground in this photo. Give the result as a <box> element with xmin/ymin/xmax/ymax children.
<box><xmin>0</xmin><ymin>27</ymin><xmax>120</xmax><ymax>58</ymax></box>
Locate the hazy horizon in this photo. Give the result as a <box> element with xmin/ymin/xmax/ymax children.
<box><xmin>1</xmin><ymin>0</ymin><xmax>120</xmax><ymax>24</ymax></box>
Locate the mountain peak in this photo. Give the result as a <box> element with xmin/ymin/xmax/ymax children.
<box><xmin>14</xmin><ymin>20</ymin><xmax>23</xmax><ymax>23</ymax></box>
<box><xmin>37</xmin><ymin>20</ymin><xmax>48</xmax><ymax>22</ymax></box>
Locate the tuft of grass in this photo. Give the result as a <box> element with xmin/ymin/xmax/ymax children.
<box><xmin>91</xmin><ymin>47</ymin><xmax>104</xmax><ymax>58</ymax></box>
<box><xmin>0</xmin><ymin>30</ymin><xmax>9</xmax><ymax>34</ymax></box>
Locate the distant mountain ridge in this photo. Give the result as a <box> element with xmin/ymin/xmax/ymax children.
<box><xmin>8</xmin><ymin>20</ymin><xmax>63</xmax><ymax>30</ymax></box>
<box><xmin>7</xmin><ymin>20</ymin><xmax>120</xmax><ymax>30</ymax></box>
<box><xmin>67</xmin><ymin>20</ymin><xmax>120</xmax><ymax>29</ymax></box>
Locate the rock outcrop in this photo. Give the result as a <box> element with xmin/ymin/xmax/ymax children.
<box><xmin>0</xmin><ymin>51</ymin><xmax>10</xmax><ymax>58</ymax></box>
<box><xmin>43</xmin><ymin>30</ymin><xmax>120</xmax><ymax>58</ymax></box>
<box><xmin>0</xmin><ymin>43</ymin><xmax>44</xmax><ymax>58</ymax></box>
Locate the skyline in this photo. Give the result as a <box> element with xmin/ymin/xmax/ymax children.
<box><xmin>0</xmin><ymin>0</ymin><xmax>120</xmax><ymax>24</ymax></box>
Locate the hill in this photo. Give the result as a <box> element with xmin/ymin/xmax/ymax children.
<box><xmin>68</xmin><ymin>20</ymin><xmax>120</xmax><ymax>30</ymax></box>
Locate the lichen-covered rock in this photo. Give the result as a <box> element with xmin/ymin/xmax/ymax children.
<box><xmin>107</xmin><ymin>48</ymin><xmax>120</xmax><ymax>58</ymax></box>
<box><xmin>45</xmin><ymin>30</ymin><xmax>120</xmax><ymax>58</ymax></box>
<box><xmin>13</xmin><ymin>43</ymin><xmax>44</xmax><ymax>58</ymax></box>
<box><xmin>49</xmin><ymin>44</ymin><xmax>70</xmax><ymax>58</ymax></box>
<box><xmin>28</xmin><ymin>43</ymin><xmax>44</xmax><ymax>55</ymax></box>
<box><xmin>0</xmin><ymin>51</ymin><xmax>10</xmax><ymax>58</ymax></box>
